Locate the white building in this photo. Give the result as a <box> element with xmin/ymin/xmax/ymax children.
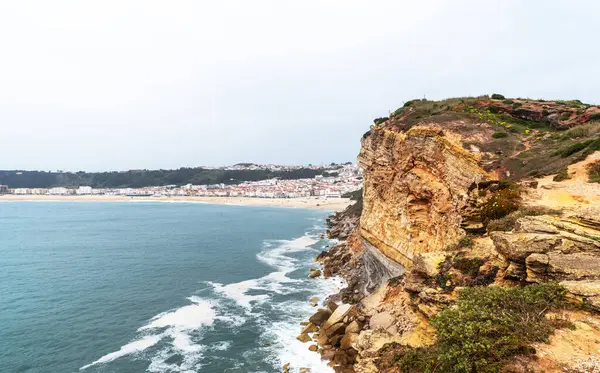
<box><xmin>76</xmin><ymin>186</ymin><xmax>93</xmax><ymax>195</ymax></box>
<box><xmin>48</xmin><ymin>187</ymin><xmax>69</xmax><ymax>195</ymax></box>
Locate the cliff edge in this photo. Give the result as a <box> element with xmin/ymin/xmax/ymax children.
<box><xmin>297</xmin><ymin>95</ymin><xmax>600</xmax><ymax>373</ymax></box>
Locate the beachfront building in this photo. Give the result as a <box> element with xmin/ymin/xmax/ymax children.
<box><xmin>12</xmin><ymin>188</ymin><xmax>30</xmax><ymax>195</ymax></box>
<box><xmin>0</xmin><ymin>185</ymin><xmax>8</xmax><ymax>194</ymax></box>
<box><xmin>48</xmin><ymin>187</ymin><xmax>70</xmax><ymax>195</ymax></box>
<box><xmin>76</xmin><ymin>186</ymin><xmax>93</xmax><ymax>195</ymax></box>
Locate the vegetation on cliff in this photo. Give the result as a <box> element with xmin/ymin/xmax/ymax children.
<box><xmin>375</xmin><ymin>95</ymin><xmax>600</xmax><ymax>180</ymax></box>
<box><xmin>377</xmin><ymin>283</ymin><xmax>567</xmax><ymax>373</ymax></box>
<box><xmin>589</xmin><ymin>161</ymin><xmax>600</xmax><ymax>183</ymax></box>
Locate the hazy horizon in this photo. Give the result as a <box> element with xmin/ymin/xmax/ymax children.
<box><xmin>1</xmin><ymin>1</ymin><xmax>599</xmax><ymax>171</ymax></box>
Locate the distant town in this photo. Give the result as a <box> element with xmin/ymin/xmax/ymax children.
<box><xmin>0</xmin><ymin>163</ymin><xmax>362</xmax><ymax>199</ymax></box>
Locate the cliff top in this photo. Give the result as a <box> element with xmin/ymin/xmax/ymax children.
<box><xmin>369</xmin><ymin>95</ymin><xmax>600</xmax><ymax>180</ymax></box>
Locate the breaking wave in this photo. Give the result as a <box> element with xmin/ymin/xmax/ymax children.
<box><xmin>80</xmin><ymin>230</ymin><xmax>344</xmax><ymax>373</ymax></box>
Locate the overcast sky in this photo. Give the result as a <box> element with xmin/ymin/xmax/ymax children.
<box><xmin>0</xmin><ymin>1</ymin><xmax>598</xmax><ymax>171</ymax></box>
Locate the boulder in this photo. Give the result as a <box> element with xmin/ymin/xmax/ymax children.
<box><xmin>308</xmin><ymin>344</ymin><xmax>318</xmax><ymax>352</ymax></box>
<box><xmin>525</xmin><ymin>253</ymin><xmax>549</xmax><ymax>282</ymax></box>
<box><xmin>547</xmin><ymin>252</ymin><xmax>600</xmax><ymax>280</ymax></box>
<box><xmin>283</xmin><ymin>363</ymin><xmax>290</xmax><ymax>373</ymax></box>
<box><xmin>345</xmin><ymin>320</ymin><xmax>361</xmax><ymax>334</ymax></box>
<box><xmin>327</xmin><ymin>300</ymin><xmax>339</xmax><ymax>313</ymax></box>
<box><xmin>322</xmin><ymin>304</ymin><xmax>354</xmax><ymax>330</ymax></box>
<box><xmin>297</xmin><ymin>333</ymin><xmax>312</xmax><ymax>343</ymax></box>
<box><xmin>491</xmin><ymin>232</ymin><xmax>561</xmax><ymax>261</ymax></box>
<box><xmin>317</xmin><ymin>331</ymin><xmax>329</xmax><ymax>346</ymax></box>
<box><xmin>309</xmin><ymin>308</ymin><xmax>332</xmax><ymax>326</ymax></box>
<box><xmin>308</xmin><ymin>269</ymin><xmax>322</xmax><ymax>278</ymax></box>
<box><xmin>340</xmin><ymin>332</ymin><xmax>359</xmax><ymax>350</ymax></box>
<box><xmin>560</xmin><ymin>280</ymin><xmax>600</xmax><ymax>297</ymax></box>
<box><xmin>301</xmin><ymin>322</ymin><xmax>318</xmax><ymax>334</ymax></box>
<box><xmin>561</xmin><ymin>280</ymin><xmax>600</xmax><ymax>311</ymax></box>
<box><xmin>527</xmin><ymin>252</ymin><xmax>600</xmax><ymax>282</ymax></box>
<box><xmin>325</xmin><ymin>322</ymin><xmax>346</xmax><ymax>337</ymax></box>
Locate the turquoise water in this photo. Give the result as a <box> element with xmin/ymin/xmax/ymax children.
<box><xmin>0</xmin><ymin>202</ymin><xmax>341</xmax><ymax>373</ymax></box>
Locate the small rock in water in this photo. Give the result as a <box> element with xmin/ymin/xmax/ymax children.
<box><xmin>308</xmin><ymin>269</ymin><xmax>322</xmax><ymax>278</ymax></box>
<box><xmin>308</xmin><ymin>344</ymin><xmax>318</xmax><ymax>352</ymax></box>
<box><xmin>296</xmin><ymin>333</ymin><xmax>312</xmax><ymax>343</ymax></box>
<box><xmin>282</xmin><ymin>362</ymin><xmax>290</xmax><ymax>373</ymax></box>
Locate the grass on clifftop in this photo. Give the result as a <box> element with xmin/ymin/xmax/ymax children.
<box><xmin>376</xmin><ymin>283</ymin><xmax>567</xmax><ymax>373</ymax></box>
<box><xmin>375</xmin><ymin>95</ymin><xmax>600</xmax><ymax>180</ymax></box>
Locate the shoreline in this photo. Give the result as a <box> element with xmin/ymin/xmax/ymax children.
<box><xmin>0</xmin><ymin>195</ymin><xmax>352</xmax><ymax>212</ymax></box>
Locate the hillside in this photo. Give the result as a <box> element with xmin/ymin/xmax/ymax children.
<box><xmin>297</xmin><ymin>95</ymin><xmax>600</xmax><ymax>373</ymax></box>
<box><xmin>0</xmin><ymin>167</ymin><xmax>334</xmax><ymax>188</ymax></box>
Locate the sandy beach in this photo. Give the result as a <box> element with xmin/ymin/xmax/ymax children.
<box><xmin>0</xmin><ymin>194</ymin><xmax>353</xmax><ymax>212</ymax></box>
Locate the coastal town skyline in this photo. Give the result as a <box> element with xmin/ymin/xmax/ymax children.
<box><xmin>0</xmin><ymin>162</ymin><xmax>362</xmax><ymax>199</ymax></box>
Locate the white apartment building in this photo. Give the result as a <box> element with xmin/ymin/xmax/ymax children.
<box><xmin>48</xmin><ymin>187</ymin><xmax>69</xmax><ymax>195</ymax></box>
<box><xmin>76</xmin><ymin>186</ymin><xmax>93</xmax><ymax>195</ymax></box>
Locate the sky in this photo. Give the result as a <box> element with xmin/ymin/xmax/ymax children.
<box><xmin>0</xmin><ymin>1</ymin><xmax>598</xmax><ymax>172</ymax></box>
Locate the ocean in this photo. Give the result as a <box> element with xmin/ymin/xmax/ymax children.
<box><xmin>0</xmin><ymin>201</ymin><xmax>343</xmax><ymax>373</ymax></box>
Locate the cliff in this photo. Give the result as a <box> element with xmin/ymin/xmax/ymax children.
<box><xmin>296</xmin><ymin>95</ymin><xmax>600</xmax><ymax>373</ymax></box>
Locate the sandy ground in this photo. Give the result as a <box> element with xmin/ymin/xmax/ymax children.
<box><xmin>527</xmin><ymin>151</ymin><xmax>600</xmax><ymax>212</ymax></box>
<box><xmin>0</xmin><ymin>194</ymin><xmax>353</xmax><ymax>212</ymax></box>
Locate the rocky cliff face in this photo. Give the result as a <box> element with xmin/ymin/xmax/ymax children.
<box><xmin>298</xmin><ymin>96</ymin><xmax>600</xmax><ymax>373</ymax></box>
<box><xmin>358</xmin><ymin>126</ymin><xmax>488</xmax><ymax>269</ymax></box>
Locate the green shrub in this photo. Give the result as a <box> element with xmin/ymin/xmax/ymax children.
<box><xmin>560</xmin><ymin>112</ymin><xmax>572</xmax><ymax>121</ymax></box>
<box><xmin>453</xmin><ymin>257</ymin><xmax>485</xmax><ymax>277</ymax></box>
<box><xmin>373</xmin><ymin>117</ymin><xmax>389</xmax><ymax>125</ymax></box>
<box><xmin>560</xmin><ymin>122</ymin><xmax>600</xmax><ymax>139</ymax></box>
<box><xmin>584</xmin><ymin>138</ymin><xmax>600</xmax><ymax>155</ymax></box>
<box><xmin>404</xmin><ymin>100</ymin><xmax>413</xmax><ymax>107</ymax></box>
<box><xmin>492</xmin><ymin>132</ymin><xmax>508</xmax><ymax>139</ymax></box>
<box><xmin>481</xmin><ymin>189</ymin><xmax>522</xmax><ymax>224</ymax></box>
<box><xmin>560</xmin><ymin>140</ymin><xmax>592</xmax><ymax>157</ymax></box>
<box><xmin>393</xmin><ymin>107</ymin><xmax>404</xmax><ymax>116</ymax></box>
<box><xmin>589</xmin><ymin>161</ymin><xmax>600</xmax><ymax>183</ymax></box>
<box><xmin>492</xmin><ymin>93</ymin><xmax>506</xmax><ymax>100</ymax></box>
<box><xmin>376</xmin><ymin>344</ymin><xmax>437</xmax><ymax>373</ymax></box>
<box><xmin>458</xmin><ymin>235</ymin><xmax>473</xmax><ymax>248</ymax></box>
<box><xmin>430</xmin><ymin>283</ymin><xmax>566</xmax><ymax>373</ymax></box>
<box><xmin>503</xmin><ymin>99</ymin><xmax>514</xmax><ymax>105</ymax></box>
<box><xmin>590</xmin><ymin>113</ymin><xmax>600</xmax><ymax>121</ymax></box>
<box><xmin>542</xmin><ymin>109</ymin><xmax>549</xmax><ymax>116</ymax></box>
<box><xmin>381</xmin><ymin>283</ymin><xmax>567</xmax><ymax>373</ymax></box>
<box><xmin>553</xmin><ymin>167</ymin><xmax>571</xmax><ymax>181</ymax></box>
<box><xmin>488</xmin><ymin>105</ymin><xmax>500</xmax><ymax>114</ymax></box>
<box><xmin>512</xmin><ymin>102</ymin><xmax>523</xmax><ymax>109</ymax></box>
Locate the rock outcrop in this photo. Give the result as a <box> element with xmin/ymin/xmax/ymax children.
<box><xmin>358</xmin><ymin>126</ymin><xmax>488</xmax><ymax>269</ymax></box>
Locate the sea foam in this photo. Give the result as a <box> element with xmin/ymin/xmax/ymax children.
<box><xmin>139</xmin><ymin>297</ymin><xmax>216</xmax><ymax>331</ymax></box>
<box><xmin>79</xmin><ymin>335</ymin><xmax>162</xmax><ymax>370</ymax></box>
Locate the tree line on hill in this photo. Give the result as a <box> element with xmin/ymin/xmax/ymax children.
<box><xmin>0</xmin><ymin>167</ymin><xmax>334</xmax><ymax>188</ymax></box>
